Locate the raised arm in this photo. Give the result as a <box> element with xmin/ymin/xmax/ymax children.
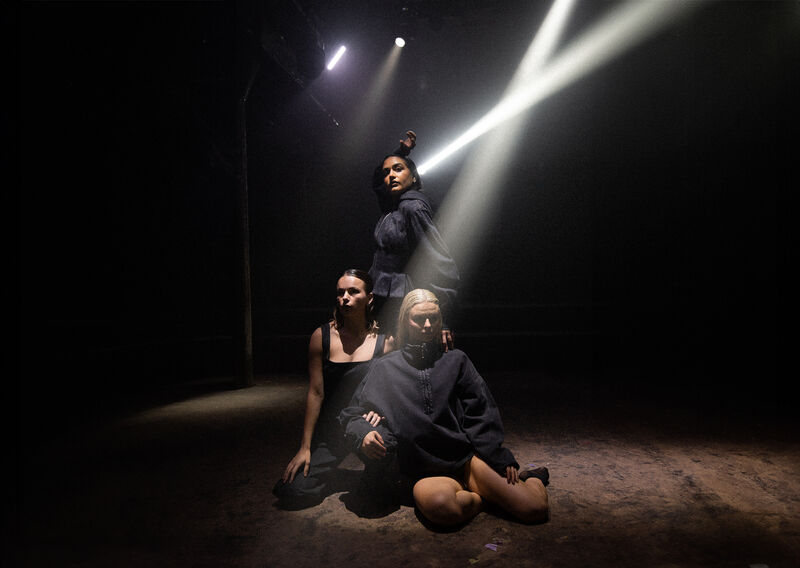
<box><xmin>395</xmin><ymin>130</ymin><xmax>417</xmax><ymax>157</ymax></box>
<box><xmin>282</xmin><ymin>327</ymin><xmax>324</xmax><ymax>483</ymax></box>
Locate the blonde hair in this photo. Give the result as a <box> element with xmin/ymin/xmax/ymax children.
<box><xmin>396</xmin><ymin>289</ymin><xmax>440</xmax><ymax>346</ymax></box>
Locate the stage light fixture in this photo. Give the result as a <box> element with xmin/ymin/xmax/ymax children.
<box><xmin>395</xmin><ymin>37</ymin><xmax>406</xmax><ymax>47</ymax></box>
<box><xmin>326</xmin><ymin>45</ymin><xmax>347</xmax><ymax>70</ymax></box>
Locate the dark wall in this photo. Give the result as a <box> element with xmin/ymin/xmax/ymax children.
<box><xmin>19</xmin><ymin>2</ymin><xmax>794</xmax><ymax>426</ymax></box>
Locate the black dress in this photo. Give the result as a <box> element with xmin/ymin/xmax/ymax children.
<box><xmin>272</xmin><ymin>324</ymin><xmax>386</xmax><ymax>508</ymax></box>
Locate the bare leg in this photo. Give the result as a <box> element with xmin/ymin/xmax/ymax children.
<box><xmin>413</xmin><ymin>476</ymin><xmax>483</xmax><ymax>526</ymax></box>
<box><xmin>465</xmin><ymin>455</ymin><xmax>549</xmax><ymax>524</ymax></box>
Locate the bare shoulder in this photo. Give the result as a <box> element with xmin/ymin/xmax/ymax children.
<box><xmin>310</xmin><ymin>325</ymin><xmax>325</xmax><ymax>341</ymax></box>
<box><xmin>308</xmin><ymin>325</ymin><xmax>324</xmax><ymax>354</ymax></box>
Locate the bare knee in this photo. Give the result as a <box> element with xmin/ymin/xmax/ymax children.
<box><xmin>513</xmin><ymin>480</ymin><xmax>549</xmax><ymax>524</ymax></box>
<box><xmin>414</xmin><ymin>488</ymin><xmax>459</xmax><ymax>525</ymax></box>
<box><xmin>413</xmin><ymin>483</ymin><xmax>480</xmax><ymax>526</ymax></box>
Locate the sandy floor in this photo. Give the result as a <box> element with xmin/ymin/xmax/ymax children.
<box><xmin>17</xmin><ymin>371</ymin><xmax>800</xmax><ymax>567</ymax></box>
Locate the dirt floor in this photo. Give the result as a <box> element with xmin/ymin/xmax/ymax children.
<box><xmin>16</xmin><ymin>370</ymin><xmax>800</xmax><ymax>567</ymax></box>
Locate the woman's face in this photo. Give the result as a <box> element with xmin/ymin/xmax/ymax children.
<box><xmin>382</xmin><ymin>156</ymin><xmax>415</xmax><ymax>194</ymax></box>
<box><xmin>406</xmin><ymin>301</ymin><xmax>442</xmax><ymax>344</ymax></box>
<box><xmin>336</xmin><ymin>275</ymin><xmax>372</xmax><ymax>318</ymax></box>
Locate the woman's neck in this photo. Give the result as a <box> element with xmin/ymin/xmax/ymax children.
<box><xmin>333</xmin><ymin>318</ymin><xmax>374</xmax><ymax>359</ymax></box>
<box><xmin>337</xmin><ymin>316</ymin><xmax>369</xmax><ymax>338</ymax></box>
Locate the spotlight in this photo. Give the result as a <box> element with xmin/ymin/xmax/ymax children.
<box><xmin>395</xmin><ymin>37</ymin><xmax>406</xmax><ymax>47</ymax></box>
<box><xmin>326</xmin><ymin>45</ymin><xmax>347</xmax><ymax>70</ymax></box>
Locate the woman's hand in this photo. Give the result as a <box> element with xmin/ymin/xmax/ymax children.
<box><xmin>360</xmin><ymin>430</ymin><xmax>387</xmax><ymax>460</ymax></box>
<box><xmin>362</xmin><ymin>411</ymin><xmax>383</xmax><ymax>427</ymax></box>
<box><xmin>282</xmin><ymin>448</ymin><xmax>312</xmax><ymax>484</ymax></box>
<box><xmin>505</xmin><ymin>465</ymin><xmax>520</xmax><ymax>485</ymax></box>
<box><xmin>441</xmin><ymin>329</ymin><xmax>454</xmax><ymax>352</ymax></box>
<box><xmin>400</xmin><ymin>130</ymin><xmax>417</xmax><ymax>151</ymax></box>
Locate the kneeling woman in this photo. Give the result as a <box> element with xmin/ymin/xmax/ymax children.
<box><xmin>340</xmin><ymin>289</ymin><xmax>549</xmax><ymax>526</ymax></box>
<box><xmin>273</xmin><ymin>269</ymin><xmax>389</xmax><ymax>509</ymax></box>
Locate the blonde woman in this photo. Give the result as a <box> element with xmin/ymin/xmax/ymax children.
<box><xmin>341</xmin><ymin>289</ymin><xmax>549</xmax><ymax>526</ymax></box>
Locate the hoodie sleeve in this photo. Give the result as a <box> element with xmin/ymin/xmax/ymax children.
<box><xmin>338</xmin><ymin>372</ymin><xmax>375</xmax><ymax>452</ymax></box>
<box><xmin>455</xmin><ymin>356</ymin><xmax>518</xmax><ymax>474</ymax></box>
<box><xmin>338</xmin><ymin>364</ymin><xmax>400</xmax><ymax>454</ymax></box>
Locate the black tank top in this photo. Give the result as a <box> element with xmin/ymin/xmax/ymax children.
<box><xmin>316</xmin><ymin>324</ymin><xmax>385</xmax><ymax>440</ymax></box>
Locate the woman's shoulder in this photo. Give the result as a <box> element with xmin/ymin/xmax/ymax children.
<box><xmin>367</xmin><ymin>348</ymin><xmax>404</xmax><ymax>371</ymax></box>
<box><xmin>398</xmin><ymin>190</ymin><xmax>432</xmax><ymax>213</ymax></box>
<box><xmin>441</xmin><ymin>348</ymin><xmax>470</xmax><ymax>363</ymax></box>
<box><xmin>439</xmin><ymin>349</ymin><xmax>479</xmax><ymax>373</ymax></box>
<box><xmin>309</xmin><ymin>322</ymin><xmax>334</xmax><ymax>347</ymax></box>
<box><xmin>308</xmin><ymin>325</ymin><xmax>325</xmax><ymax>358</ymax></box>
<box><xmin>311</xmin><ymin>322</ymin><xmax>332</xmax><ymax>338</ymax></box>
<box><xmin>379</xmin><ymin>347</ymin><xmax>404</xmax><ymax>361</ymax></box>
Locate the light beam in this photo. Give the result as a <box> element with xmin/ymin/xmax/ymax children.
<box><xmin>329</xmin><ymin>43</ymin><xmax>405</xmax><ymax>168</ymax></box>
<box><xmin>407</xmin><ymin>0</ymin><xmax>707</xmax><ymax>305</ymax></box>
<box><xmin>407</xmin><ymin>0</ymin><xmax>576</xmax><ymax>292</ymax></box>
<box><xmin>418</xmin><ymin>0</ymin><xmax>704</xmax><ymax>175</ymax></box>
<box><xmin>429</xmin><ymin>0</ymin><xmax>575</xmax><ymax>282</ymax></box>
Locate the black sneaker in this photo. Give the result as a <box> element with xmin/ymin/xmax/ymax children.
<box><xmin>520</xmin><ymin>466</ymin><xmax>549</xmax><ymax>487</ymax></box>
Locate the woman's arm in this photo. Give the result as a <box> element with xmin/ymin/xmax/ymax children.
<box><xmin>282</xmin><ymin>328</ymin><xmax>324</xmax><ymax>483</ymax></box>
<box><xmin>456</xmin><ymin>356</ymin><xmax>519</xmax><ymax>475</ymax></box>
<box><xmin>396</xmin><ymin>130</ymin><xmax>416</xmax><ymax>156</ymax></box>
<box><xmin>339</xmin><ymin>362</ymin><xmax>390</xmax><ymax>454</ymax></box>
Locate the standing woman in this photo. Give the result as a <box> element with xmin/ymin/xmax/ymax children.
<box><xmin>369</xmin><ymin>131</ymin><xmax>460</xmax><ymax>347</ymax></box>
<box><xmin>273</xmin><ymin>269</ymin><xmax>389</xmax><ymax>509</ymax></box>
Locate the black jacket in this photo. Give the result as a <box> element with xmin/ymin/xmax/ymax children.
<box><xmin>340</xmin><ymin>345</ymin><xmax>518</xmax><ymax>479</ymax></box>
<box><xmin>368</xmin><ymin>189</ymin><xmax>459</xmax><ymax>322</ymax></box>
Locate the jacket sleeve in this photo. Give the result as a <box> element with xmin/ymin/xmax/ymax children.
<box><xmin>404</xmin><ymin>200</ymin><xmax>460</xmax><ymax>326</ymax></box>
<box><xmin>455</xmin><ymin>356</ymin><xmax>519</xmax><ymax>474</ymax></box>
<box><xmin>338</xmin><ymin>374</ymin><xmax>373</xmax><ymax>452</ymax></box>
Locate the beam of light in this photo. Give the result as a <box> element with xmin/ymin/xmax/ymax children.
<box><xmin>417</xmin><ymin>0</ymin><xmax>703</xmax><ymax>175</ymax></box>
<box><xmin>332</xmin><ymin>43</ymin><xmax>404</xmax><ymax>164</ymax></box>
<box><xmin>510</xmin><ymin>0</ymin><xmax>576</xmax><ymax>90</ymax></box>
<box><xmin>429</xmin><ymin>0</ymin><xmax>575</xmax><ymax>282</ymax></box>
<box><xmin>326</xmin><ymin>45</ymin><xmax>347</xmax><ymax>70</ymax></box>
<box><xmin>407</xmin><ymin>0</ymin><xmax>576</xmax><ymax>290</ymax></box>
<box><xmin>395</xmin><ymin>37</ymin><xmax>406</xmax><ymax>47</ymax></box>
<box><xmin>125</xmin><ymin>382</ymin><xmax>302</xmax><ymax>425</ymax></box>
<box><xmin>357</xmin><ymin>43</ymin><xmax>403</xmax><ymax>115</ymax></box>
<box><xmin>406</xmin><ymin>0</ymin><xmax>707</xmax><ymax>306</ymax></box>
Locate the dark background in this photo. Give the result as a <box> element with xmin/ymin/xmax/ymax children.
<box><xmin>19</xmin><ymin>1</ymin><xmax>794</xmax><ymax>431</ymax></box>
